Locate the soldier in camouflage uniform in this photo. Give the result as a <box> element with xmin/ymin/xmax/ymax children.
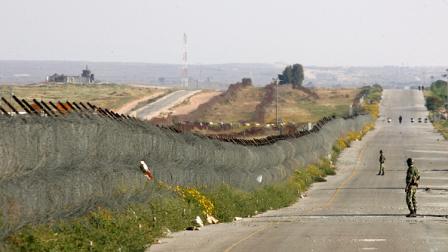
<box><xmin>405</xmin><ymin>158</ymin><xmax>420</xmax><ymax>217</ymax></box>
<box><xmin>377</xmin><ymin>150</ymin><xmax>386</xmax><ymax>175</ymax></box>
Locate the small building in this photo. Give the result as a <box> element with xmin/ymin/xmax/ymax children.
<box><xmin>47</xmin><ymin>66</ymin><xmax>95</xmax><ymax>84</ymax></box>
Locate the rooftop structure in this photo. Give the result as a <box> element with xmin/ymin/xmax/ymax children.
<box><xmin>47</xmin><ymin>66</ymin><xmax>95</xmax><ymax>84</ymax></box>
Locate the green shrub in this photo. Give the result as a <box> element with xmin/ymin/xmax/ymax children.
<box><xmin>7</xmin><ymin>195</ymin><xmax>202</xmax><ymax>252</ymax></box>
<box><xmin>360</xmin><ymin>84</ymin><xmax>383</xmax><ymax>104</ymax></box>
<box><xmin>204</xmin><ymin>185</ymin><xmax>252</xmax><ymax>221</ymax></box>
<box><xmin>426</xmin><ymin>96</ymin><xmax>444</xmax><ymax>111</ymax></box>
<box><xmin>430</xmin><ymin>80</ymin><xmax>448</xmax><ymax>100</ymax></box>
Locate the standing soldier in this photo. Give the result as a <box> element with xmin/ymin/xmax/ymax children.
<box><xmin>378</xmin><ymin>150</ymin><xmax>386</xmax><ymax>175</ymax></box>
<box><xmin>405</xmin><ymin>158</ymin><xmax>420</xmax><ymax>217</ymax></box>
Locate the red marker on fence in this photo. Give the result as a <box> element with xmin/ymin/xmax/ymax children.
<box><xmin>139</xmin><ymin>161</ymin><xmax>154</xmax><ymax>181</ymax></box>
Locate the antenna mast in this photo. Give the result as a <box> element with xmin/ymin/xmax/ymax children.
<box><xmin>182</xmin><ymin>33</ymin><xmax>189</xmax><ymax>88</ymax></box>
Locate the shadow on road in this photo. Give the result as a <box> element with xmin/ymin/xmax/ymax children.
<box><xmin>257</xmin><ymin>213</ymin><xmax>448</xmax><ymax>218</ymax></box>
<box><xmin>315</xmin><ymin>187</ymin><xmax>448</xmax><ymax>191</ymax></box>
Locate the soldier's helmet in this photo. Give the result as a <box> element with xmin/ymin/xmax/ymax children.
<box><xmin>380</xmin><ymin>150</ymin><xmax>383</xmax><ymax>153</ymax></box>
<box><xmin>406</xmin><ymin>158</ymin><xmax>413</xmax><ymax>166</ymax></box>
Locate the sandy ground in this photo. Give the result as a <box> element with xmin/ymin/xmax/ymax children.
<box><xmin>169</xmin><ymin>91</ymin><xmax>222</xmax><ymax>116</ymax></box>
<box><xmin>115</xmin><ymin>90</ymin><xmax>167</xmax><ymax>114</ymax></box>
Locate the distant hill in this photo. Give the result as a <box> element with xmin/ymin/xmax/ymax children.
<box><xmin>0</xmin><ymin>60</ymin><xmax>445</xmax><ymax>88</ymax></box>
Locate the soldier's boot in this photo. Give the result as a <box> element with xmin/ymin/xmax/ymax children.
<box><xmin>381</xmin><ymin>171</ymin><xmax>384</xmax><ymax>176</ymax></box>
<box><xmin>406</xmin><ymin>209</ymin><xmax>415</xmax><ymax>217</ymax></box>
<box><xmin>411</xmin><ymin>209</ymin><xmax>417</xmax><ymax>217</ymax></box>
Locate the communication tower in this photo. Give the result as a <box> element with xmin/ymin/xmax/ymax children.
<box><xmin>181</xmin><ymin>33</ymin><xmax>189</xmax><ymax>88</ymax></box>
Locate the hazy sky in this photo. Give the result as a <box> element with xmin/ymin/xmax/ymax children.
<box><xmin>1</xmin><ymin>0</ymin><xmax>448</xmax><ymax>66</ymax></box>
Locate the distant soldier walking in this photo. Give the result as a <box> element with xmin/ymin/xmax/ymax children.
<box><xmin>405</xmin><ymin>158</ymin><xmax>420</xmax><ymax>217</ymax></box>
<box><xmin>377</xmin><ymin>150</ymin><xmax>386</xmax><ymax>176</ymax></box>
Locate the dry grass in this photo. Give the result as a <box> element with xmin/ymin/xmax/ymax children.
<box><xmin>191</xmin><ymin>85</ymin><xmax>264</xmax><ymax>122</ymax></box>
<box><xmin>183</xmin><ymin>85</ymin><xmax>358</xmax><ymax>124</ymax></box>
<box><xmin>265</xmin><ymin>87</ymin><xmax>358</xmax><ymax>123</ymax></box>
<box><xmin>433</xmin><ymin>120</ymin><xmax>448</xmax><ymax>139</ymax></box>
<box><xmin>0</xmin><ymin>83</ymin><xmax>167</xmax><ymax>110</ymax></box>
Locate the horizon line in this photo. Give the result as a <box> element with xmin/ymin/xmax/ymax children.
<box><xmin>0</xmin><ymin>59</ymin><xmax>447</xmax><ymax>68</ymax></box>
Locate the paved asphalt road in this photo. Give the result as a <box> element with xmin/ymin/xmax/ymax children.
<box><xmin>135</xmin><ymin>90</ymin><xmax>200</xmax><ymax>120</ymax></box>
<box><xmin>149</xmin><ymin>89</ymin><xmax>448</xmax><ymax>252</ymax></box>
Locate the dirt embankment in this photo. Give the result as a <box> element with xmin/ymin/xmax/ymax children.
<box><xmin>155</xmin><ymin>79</ymin><xmax>358</xmax><ymax>127</ymax></box>
<box><xmin>252</xmin><ymin>84</ymin><xmax>275</xmax><ymax>123</ymax></box>
<box><xmin>156</xmin><ymin>78</ymin><xmax>255</xmax><ymax>124</ymax></box>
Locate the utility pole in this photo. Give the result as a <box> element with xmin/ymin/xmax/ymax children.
<box><xmin>181</xmin><ymin>33</ymin><xmax>189</xmax><ymax>89</ymax></box>
<box><xmin>274</xmin><ymin>78</ymin><xmax>279</xmax><ymax>128</ymax></box>
<box><xmin>443</xmin><ymin>69</ymin><xmax>448</xmax><ymax>109</ymax></box>
<box><xmin>422</xmin><ymin>70</ymin><xmax>426</xmax><ymax>91</ymax></box>
<box><xmin>446</xmin><ymin>69</ymin><xmax>448</xmax><ymax>109</ymax></box>
<box><xmin>445</xmin><ymin>79</ymin><xmax>448</xmax><ymax>110</ymax></box>
<box><xmin>10</xmin><ymin>87</ymin><xmax>13</xmax><ymax>107</ymax></box>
